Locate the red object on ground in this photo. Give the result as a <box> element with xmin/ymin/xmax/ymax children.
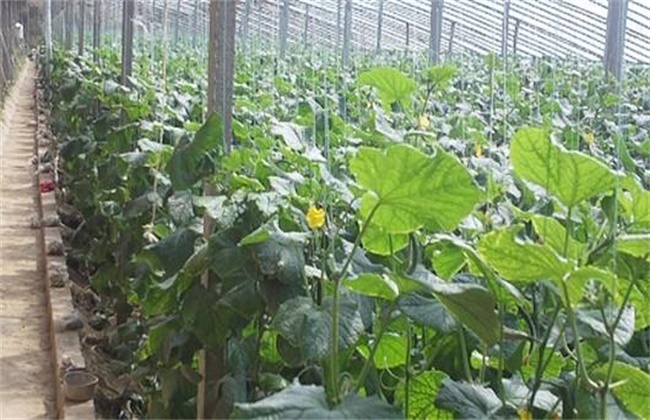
<box><xmin>39</xmin><ymin>178</ymin><xmax>56</xmax><ymax>193</ymax></box>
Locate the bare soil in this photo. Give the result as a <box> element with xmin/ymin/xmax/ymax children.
<box><xmin>0</xmin><ymin>61</ymin><xmax>57</xmax><ymax>418</ymax></box>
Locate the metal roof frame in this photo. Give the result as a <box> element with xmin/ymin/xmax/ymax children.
<box><xmin>97</xmin><ymin>0</ymin><xmax>650</xmax><ymax>63</ymax></box>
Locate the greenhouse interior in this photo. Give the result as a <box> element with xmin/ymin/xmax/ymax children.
<box><xmin>0</xmin><ymin>0</ymin><xmax>649</xmax><ymax>418</ymax></box>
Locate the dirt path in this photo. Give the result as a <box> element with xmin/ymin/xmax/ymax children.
<box><xmin>0</xmin><ymin>61</ymin><xmax>57</xmax><ymax>418</ymax></box>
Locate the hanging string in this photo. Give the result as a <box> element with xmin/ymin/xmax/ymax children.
<box><xmin>147</xmin><ymin>0</ymin><xmax>169</xmax><ymax>233</ymax></box>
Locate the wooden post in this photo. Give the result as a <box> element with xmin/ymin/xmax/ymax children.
<box><xmin>121</xmin><ymin>0</ymin><xmax>135</xmax><ymax>85</ymax></box>
<box><xmin>603</xmin><ymin>0</ymin><xmax>628</xmax><ymax>81</ymax></box>
<box><xmin>428</xmin><ymin>0</ymin><xmax>443</xmax><ymax>64</ymax></box>
<box><xmin>447</xmin><ymin>20</ymin><xmax>456</xmax><ymax>55</ymax></box>
<box><xmin>375</xmin><ymin>0</ymin><xmax>384</xmax><ymax>52</ymax></box>
<box><xmin>78</xmin><ymin>0</ymin><xmax>85</xmax><ymax>56</ymax></box>
<box><xmin>197</xmin><ymin>3</ymin><xmax>237</xmax><ymax>418</ymax></box>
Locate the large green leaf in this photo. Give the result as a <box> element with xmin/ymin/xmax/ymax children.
<box><xmin>167</xmin><ymin>113</ymin><xmax>224</xmax><ymax>190</ymax></box>
<box><xmin>617</xmin><ymin>234</ymin><xmax>650</xmax><ymax>261</ymax></box>
<box><xmin>146</xmin><ymin>227</ymin><xmax>201</xmax><ymax>274</ymax></box>
<box><xmin>395</xmin><ymin>370</ymin><xmax>452</xmax><ymax>419</ymax></box>
<box><xmin>362</xmin><ymin>222</ymin><xmax>409</xmax><ymax>256</ymax></box>
<box><xmin>397</xmin><ymin>267</ymin><xmax>499</xmax><ymax>345</ymax></box>
<box><xmin>398</xmin><ymin>293</ymin><xmax>457</xmax><ymax>333</ymax></box>
<box><xmin>272</xmin><ymin>297</ymin><xmax>330</xmax><ymax>360</ymax></box>
<box><xmin>434</xmin><ymin>379</ymin><xmax>503</xmax><ymax>419</ymax></box>
<box><xmin>358</xmin><ymin>333</ymin><xmax>408</xmax><ymax>369</ymax></box>
<box><xmin>428</xmin><ymin>282</ymin><xmax>500</xmax><ymax>346</ymax></box>
<box><xmin>344</xmin><ymin>273</ymin><xmax>399</xmax><ymax>301</ymax></box>
<box><xmin>576</xmin><ymin>306</ymin><xmax>634</xmax><ymax>345</ymax></box>
<box><xmin>526</xmin><ymin>213</ymin><xmax>583</xmax><ymax>260</ymax></box>
<box><xmin>503</xmin><ymin>376</ymin><xmax>561</xmax><ymax>415</ymax></box>
<box><xmin>511</xmin><ymin>127</ymin><xmax>618</xmax><ymax>207</ymax></box>
<box><xmin>349</xmin><ymin>145</ymin><xmax>480</xmax><ymax>234</ymax></box>
<box><xmin>358</xmin><ymin>67</ymin><xmax>417</xmax><ymax>111</ymax></box>
<box><xmin>592</xmin><ymin>362</ymin><xmax>650</xmax><ymax>419</ymax></box>
<box><xmin>430</xmin><ymin>234</ymin><xmax>527</xmax><ymax>309</ymax></box>
<box><xmin>478</xmin><ymin>228</ymin><xmax>572</xmax><ymax>283</ymax></box>
<box><xmin>565</xmin><ymin>266</ymin><xmax>618</xmax><ymax>305</ymax></box>
<box><xmin>425</xmin><ymin>241</ymin><xmax>466</xmax><ymax>280</ymax></box>
<box><xmin>232</xmin><ymin>383</ymin><xmax>402</xmax><ymax>419</ymax></box>
<box><xmin>426</xmin><ymin>65</ymin><xmax>458</xmax><ymax>91</ymax></box>
<box><xmin>620</xmin><ymin>177</ymin><xmax>650</xmax><ymax>231</ymax></box>
<box><xmin>271</xmin><ymin>296</ymin><xmax>364</xmax><ymax>360</ymax></box>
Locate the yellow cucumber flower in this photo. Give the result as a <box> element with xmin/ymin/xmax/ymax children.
<box><xmin>474</xmin><ymin>143</ymin><xmax>483</xmax><ymax>157</ymax></box>
<box><xmin>583</xmin><ymin>131</ymin><xmax>595</xmax><ymax>146</ymax></box>
<box><xmin>306</xmin><ymin>206</ymin><xmax>326</xmax><ymax>230</ymax></box>
<box><xmin>518</xmin><ymin>408</ymin><xmax>533</xmax><ymax>420</ymax></box>
<box><xmin>416</xmin><ymin>114</ymin><xmax>430</xmax><ymax>130</ymax></box>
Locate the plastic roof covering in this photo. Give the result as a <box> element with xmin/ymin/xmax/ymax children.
<box><xmin>102</xmin><ymin>0</ymin><xmax>649</xmax><ymax>63</ymax></box>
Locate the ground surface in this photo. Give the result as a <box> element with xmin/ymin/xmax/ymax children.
<box><xmin>0</xmin><ymin>61</ymin><xmax>56</xmax><ymax>419</ymax></box>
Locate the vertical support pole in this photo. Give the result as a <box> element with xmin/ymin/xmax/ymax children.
<box><xmin>121</xmin><ymin>0</ymin><xmax>135</xmax><ymax>85</ymax></box>
<box><xmin>303</xmin><ymin>4</ymin><xmax>310</xmax><ymax>49</ymax></box>
<box><xmin>279</xmin><ymin>0</ymin><xmax>289</xmax><ymax>59</ymax></box>
<box><xmin>198</xmin><ymin>4</ymin><xmax>237</xmax><ymax>418</ymax></box>
<box><xmin>192</xmin><ymin>0</ymin><xmax>199</xmax><ymax>48</ymax></box>
<box><xmin>242</xmin><ymin>0</ymin><xmax>251</xmax><ymax>53</ymax></box>
<box><xmin>93</xmin><ymin>0</ymin><xmax>100</xmax><ymax>62</ymax></box>
<box><xmin>111</xmin><ymin>1</ymin><xmax>116</xmax><ymax>45</ymax></box>
<box><xmin>428</xmin><ymin>0</ymin><xmax>443</xmax><ymax>64</ymax></box>
<box><xmin>64</xmin><ymin>0</ymin><xmax>73</xmax><ymax>49</ymax></box>
<box><xmin>501</xmin><ymin>0</ymin><xmax>510</xmax><ymax>57</ymax></box>
<box><xmin>375</xmin><ymin>0</ymin><xmax>384</xmax><ymax>52</ymax></box>
<box><xmin>342</xmin><ymin>0</ymin><xmax>352</xmax><ymax>68</ymax></box>
<box><xmin>447</xmin><ymin>20</ymin><xmax>456</xmax><ymax>55</ymax></box>
<box><xmin>151</xmin><ymin>0</ymin><xmax>156</xmax><ymax>49</ymax></box>
<box><xmin>45</xmin><ymin>0</ymin><xmax>52</xmax><ymax>67</ymax></box>
<box><xmin>603</xmin><ymin>0</ymin><xmax>628</xmax><ymax>82</ymax></box>
<box><xmin>192</xmin><ymin>0</ymin><xmax>198</xmax><ymax>48</ymax></box>
<box><xmin>0</xmin><ymin>3</ymin><xmax>7</xmax><ymax>90</ymax></box>
<box><xmin>512</xmin><ymin>18</ymin><xmax>520</xmax><ymax>56</ymax></box>
<box><xmin>58</xmin><ymin>0</ymin><xmax>65</xmax><ymax>43</ymax></box>
<box><xmin>174</xmin><ymin>0</ymin><xmax>181</xmax><ymax>46</ymax></box>
<box><xmin>78</xmin><ymin>0</ymin><xmax>85</xmax><ymax>56</ymax></box>
<box><xmin>405</xmin><ymin>22</ymin><xmax>410</xmax><ymax>50</ymax></box>
<box><xmin>336</xmin><ymin>0</ymin><xmax>342</xmax><ymax>53</ymax></box>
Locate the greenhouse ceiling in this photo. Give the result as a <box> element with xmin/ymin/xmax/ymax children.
<box><xmin>98</xmin><ymin>0</ymin><xmax>650</xmax><ymax>63</ymax></box>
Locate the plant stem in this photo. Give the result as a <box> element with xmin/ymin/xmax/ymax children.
<box><xmin>404</xmin><ymin>320</ymin><xmax>412</xmax><ymax>418</ymax></box>
<box><xmin>599</xmin><ymin>278</ymin><xmax>636</xmax><ymax>419</ymax></box>
<box><xmin>561</xmin><ymin>278</ymin><xmax>598</xmax><ymax>391</ymax></box>
<box><xmin>496</xmin><ymin>304</ymin><xmax>506</xmax><ymax>404</ymax></box>
<box><xmin>528</xmin><ymin>301</ymin><xmax>561</xmax><ymax>411</ymax></box>
<box><xmin>329</xmin><ymin>272</ymin><xmax>342</xmax><ymax>405</ymax></box>
<box><xmin>419</xmin><ymin>82</ymin><xmax>435</xmax><ymax>117</ymax></box>
<box><xmin>458</xmin><ymin>327</ymin><xmax>472</xmax><ymax>382</ymax></box>
<box><xmin>329</xmin><ymin>203</ymin><xmax>380</xmax><ymax>405</ymax></box>
<box><xmin>336</xmin><ymin>203</ymin><xmax>380</xmax><ymax>283</ymax></box>
<box><xmin>354</xmin><ymin>303</ymin><xmax>393</xmax><ymax>393</ymax></box>
<box><xmin>479</xmin><ymin>343</ymin><xmax>488</xmax><ymax>384</ymax></box>
<box><xmin>563</xmin><ymin>206</ymin><xmax>573</xmax><ymax>257</ymax></box>
<box><xmin>561</xmin><ymin>207</ymin><xmax>599</xmax><ymax>391</ymax></box>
